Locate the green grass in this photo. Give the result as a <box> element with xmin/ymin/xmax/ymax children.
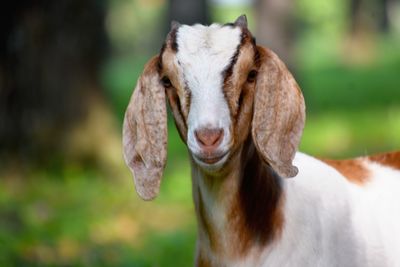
<box><xmin>0</xmin><ymin>164</ymin><xmax>195</xmax><ymax>267</ymax></box>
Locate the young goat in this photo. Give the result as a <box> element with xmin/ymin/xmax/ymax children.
<box><xmin>123</xmin><ymin>15</ymin><xmax>400</xmax><ymax>267</ymax></box>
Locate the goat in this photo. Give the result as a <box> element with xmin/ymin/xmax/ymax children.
<box><xmin>122</xmin><ymin>15</ymin><xmax>400</xmax><ymax>267</ymax></box>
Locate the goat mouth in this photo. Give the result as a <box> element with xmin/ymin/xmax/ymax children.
<box><xmin>194</xmin><ymin>151</ymin><xmax>229</xmax><ymax>165</ymax></box>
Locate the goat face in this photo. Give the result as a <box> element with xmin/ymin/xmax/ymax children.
<box><xmin>160</xmin><ymin>19</ymin><xmax>258</xmax><ymax>171</ymax></box>
<box><xmin>123</xmin><ymin>15</ymin><xmax>306</xmax><ymax>200</ymax></box>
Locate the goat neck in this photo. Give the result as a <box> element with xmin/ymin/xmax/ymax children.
<box><xmin>190</xmin><ymin>136</ymin><xmax>284</xmax><ymax>265</ymax></box>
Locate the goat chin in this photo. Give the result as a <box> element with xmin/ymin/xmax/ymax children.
<box><xmin>191</xmin><ymin>150</ymin><xmax>230</xmax><ymax>171</ymax></box>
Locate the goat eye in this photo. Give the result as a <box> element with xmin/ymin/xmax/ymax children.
<box><xmin>247</xmin><ymin>70</ymin><xmax>258</xmax><ymax>83</ymax></box>
<box><xmin>161</xmin><ymin>76</ymin><xmax>172</xmax><ymax>88</ymax></box>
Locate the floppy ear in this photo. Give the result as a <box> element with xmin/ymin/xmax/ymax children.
<box><xmin>123</xmin><ymin>56</ymin><xmax>167</xmax><ymax>200</ymax></box>
<box><xmin>252</xmin><ymin>46</ymin><xmax>305</xmax><ymax>178</ymax></box>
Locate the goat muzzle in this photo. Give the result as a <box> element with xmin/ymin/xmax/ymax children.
<box><xmin>195</xmin><ymin>128</ymin><xmax>224</xmax><ymax>151</ymax></box>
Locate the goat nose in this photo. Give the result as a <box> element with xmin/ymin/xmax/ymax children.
<box><xmin>195</xmin><ymin>128</ymin><xmax>224</xmax><ymax>148</ymax></box>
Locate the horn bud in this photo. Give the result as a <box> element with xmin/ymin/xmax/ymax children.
<box><xmin>234</xmin><ymin>14</ymin><xmax>248</xmax><ymax>28</ymax></box>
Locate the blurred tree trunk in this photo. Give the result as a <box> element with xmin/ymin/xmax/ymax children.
<box><xmin>254</xmin><ymin>0</ymin><xmax>296</xmax><ymax>70</ymax></box>
<box><xmin>346</xmin><ymin>0</ymin><xmax>393</xmax><ymax>64</ymax></box>
<box><xmin>378</xmin><ymin>0</ymin><xmax>390</xmax><ymax>32</ymax></box>
<box><xmin>0</xmin><ymin>0</ymin><xmax>111</xmax><ymax>168</ymax></box>
<box><xmin>166</xmin><ymin>0</ymin><xmax>210</xmax><ymax>29</ymax></box>
<box><xmin>350</xmin><ymin>0</ymin><xmax>392</xmax><ymax>35</ymax></box>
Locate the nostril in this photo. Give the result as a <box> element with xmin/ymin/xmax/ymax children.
<box><xmin>195</xmin><ymin>128</ymin><xmax>224</xmax><ymax>148</ymax></box>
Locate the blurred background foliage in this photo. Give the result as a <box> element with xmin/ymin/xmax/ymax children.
<box><xmin>0</xmin><ymin>0</ymin><xmax>399</xmax><ymax>266</ymax></box>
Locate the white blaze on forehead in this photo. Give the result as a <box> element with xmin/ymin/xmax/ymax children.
<box><xmin>175</xmin><ymin>24</ymin><xmax>242</xmax><ymax>151</ymax></box>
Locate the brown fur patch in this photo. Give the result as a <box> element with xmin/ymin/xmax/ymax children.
<box><xmin>321</xmin><ymin>158</ymin><xmax>370</xmax><ymax>185</ymax></box>
<box><xmin>196</xmin><ymin>251</ymin><xmax>211</xmax><ymax>267</ymax></box>
<box><xmin>229</xmin><ymin>139</ymin><xmax>284</xmax><ymax>255</ymax></box>
<box><xmin>161</xmin><ymin>48</ymin><xmax>190</xmax><ymax>141</ymax></box>
<box><xmin>224</xmin><ymin>45</ymin><xmax>255</xmax><ymax>118</ymax></box>
<box><xmin>157</xmin><ymin>44</ymin><xmax>166</xmax><ymax>72</ymax></box>
<box><xmin>368</xmin><ymin>151</ymin><xmax>400</xmax><ymax>170</ymax></box>
<box><xmin>169</xmin><ymin>27</ymin><xmax>179</xmax><ymax>51</ymax></box>
<box><xmin>222</xmin><ymin>28</ymin><xmax>257</xmax><ymax>121</ymax></box>
<box><xmin>162</xmin><ymin>51</ymin><xmax>190</xmax><ymax>118</ymax></box>
<box><xmin>221</xmin><ymin>41</ymin><xmax>257</xmax><ymax>156</ymax></box>
<box><xmin>165</xmin><ymin>84</ymin><xmax>187</xmax><ymax>141</ymax></box>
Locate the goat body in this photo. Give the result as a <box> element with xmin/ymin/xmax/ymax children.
<box><xmin>123</xmin><ymin>15</ymin><xmax>400</xmax><ymax>267</ymax></box>
<box><xmin>193</xmin><ymin>145</ymin><xmax>400</xmax><ymax>267</ymax></box>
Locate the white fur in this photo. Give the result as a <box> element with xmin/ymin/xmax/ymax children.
<box><xmin>175</xmin><ymin>24</ymin><xmax>241</xmax><ymax>165</ymax></box>
<box><xmin>226</xmin><ymin>153</ymin><xmax>400</xmax><ymax>267</ymax></box>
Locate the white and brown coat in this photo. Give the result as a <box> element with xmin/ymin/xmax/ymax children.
<box><xmin>123</xmin><ymin>16</ymin><xmax>400</xmax><ymax>267</ymax></box>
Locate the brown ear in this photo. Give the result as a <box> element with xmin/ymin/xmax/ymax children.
<box><xmin>252</xmin><ymin>46</ymin><xmax>305</xmax><ymax>178</ymax></box>
<box><xmin>122</xmin><ymin>56</ymin><xmax>167</xmax><ymax>200</ymax></box>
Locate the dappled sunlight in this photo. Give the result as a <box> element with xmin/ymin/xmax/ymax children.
<box><xmin>65</xmin><ymin>94</ymin><xmax>125</xmax><ymax>176</ymax></box>
<box><xmin>56</xmin><ymin>238</ymin><xmax>82</xmax><ymax>264</ymax></box>
<box><xmin>90</xmin><ymin>214</ymin><xmax>140</xmax><ymax>245</ymax></box>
